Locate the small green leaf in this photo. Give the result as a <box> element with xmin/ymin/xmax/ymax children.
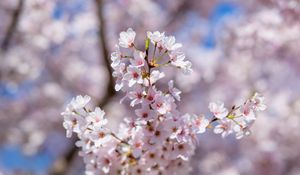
<box><xmin>145</xmin><ymin>38</ymin><xmax>150</xmax><ymax>51</ymax></box>
<box><xmin>227</xmin><ymin>114</ymin><xmax>235</xmax><ymax>119</ymax></box>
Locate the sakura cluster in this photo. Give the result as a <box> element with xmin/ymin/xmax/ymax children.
<box><xmin>61</xmin><ymin>28</ymin><xmax>266</xmax><ymax>175</ymax></box>
<box><xmin>209</xmin><ymin>92</ymin><xmax>266</xmax><ymax>139</ymax></box>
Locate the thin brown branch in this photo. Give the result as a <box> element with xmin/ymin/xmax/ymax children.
<box><xmin>164</xmin><ymin>1</ymin><xmax>190</xmax><ymax>33</ymax></box>
<box><xmin>95</xmin><ymin>0</ymin><xmax>116</xmax><ymax>100</ymax></box>
<box><xmin>50</xmin><ymin>0</ymin><xmax>116</xmax><ymax>174</ymax></box>
<box><xmin>1</xmin><ymin>0</ymin><xmax>24</xmax><ymax>51</ymax></box>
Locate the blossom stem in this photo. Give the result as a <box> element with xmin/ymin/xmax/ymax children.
<box><xmin>156</xmin><ymin>60</ymin><xmax>171</xmax><ymax>68</ymax></box>
<box><xmin>110</xmin><ymin>132</ymin><xmax>130</xmax><ymax>146</ymax></box>
<box><xmin>122</xmin><ymin>55</ymin><xmax>133</xmax><ymax>59</ymax></box>
<box><xmin>73</xmin><ymin>110</ymin><xmax>87</xmax><ymax>118</ymax></box>
<box><xmin>209</xmin><ymin>117</ymin><xmax>219</xmax><ymax>124</ymax></box>
<box><xmin>228</xmin><ymin>105</ymin><xmax>241</xmax><ymax>116</ymax></box>
<box><xmin>145</xmin><ymin>38</ymin><xmax>150</xmax><ymax>63</ymax></box>
<box><xmin>152</xmin><ymin>43</ymin><xmax>157</xmax><ymax>61</ymax></box>
<box><xmin>154</xmin><ymin>50</ymin><xmax>168</xmax><ymax>63</ymax></box>
<box><xmin>83</xmin><ymin>107</ymin><xmax>89</xmax><ymax>113</ymax></box>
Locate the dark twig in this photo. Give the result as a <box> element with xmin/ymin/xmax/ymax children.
<box><xmin>95</xmin><ymin>0</ymin><xmax>116</xmax><ymax>100</ymax></box>
<box><xmin>1</xmin><ymin>0</ymin><xmax>24</xmax><ymax>51</ymax></box>
<box><xmin>50</xmin><ymin>0</ymin><xmax>116</xmax><ymax>174</ymax></box>
<box><xmin>164</xmin><ymin>1</ymin><xmax>190</xmax><ymax>33</ymax></box>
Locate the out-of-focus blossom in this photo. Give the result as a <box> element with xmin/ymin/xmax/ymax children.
<box><xmin>209</xmin><ymin>101</ymin><xmax>228</xmax><ymax>119</ymax></box>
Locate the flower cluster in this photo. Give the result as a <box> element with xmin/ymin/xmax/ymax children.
<box><xmin>61</xmin><ymin>28</ymin><xmax>266</xmax><ymax>174</ymax></box>
<box><xmin>209</xmin><ymin>93</ymin><xmax>266</xmax><ymax>139</ymax></box>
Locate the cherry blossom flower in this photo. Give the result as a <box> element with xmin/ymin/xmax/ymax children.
<box><xmin>123</xmin><ymin>65</ymin><xmax>143</xmax><ymax>87</ymax></box>
<box><xmin>129</xmin><ymin>128</ymin><xmax>144</xmax><ymax>158</ymax></box>
<box><xmin>151</xmin><ymin>95</ymin><xmax>172</xmax><ymax>114</ymax></box>
<box><xmin>97</xmin><ymin>154</ymin><xmax>113</xmax><ymax>173</ymax></box>
<box><xmin>112</xmin><ymin>62</ymin><xmax>126</xmax><ymax>91</ymax></box>
<box><xmin>180</xmin><ymin>60</ymin><xmax>193</xmax><ymax>74</ymax></box>
<box><xmin>190</xmin><ymin>114</ymin><xmax>210</xmax><ymax>134</ymax></box>
<box><xmin>234</xmin><ymin>124</ymin><xmax>252</xmax><ymax>140</ymax></box>
<box><xmin>209</xmin><ymin>101</ymin><xmax>229</xmax><ymax>119</ymax></box>
<box><xmin>147</xmin><ymin>31</ymin><xmax>165</xmax><ymax>44</ymax></box>
<box><xmin>149</xmin><ymin>123</ymin><xmax>169</xmax><ymax>144</ymax></box>
<box><xmin>169</xmin><ymin>52</ymin><xmax>193</xmax><ymax>74</ymax></box>
<box><xmin>240</xmin><ymin>102</ymin><xmax>256</xmax><ymax>121</ymax></box>
<box><xmin>75</xmin><ymin>137</ymin><xmax>93</xmax><ymax>152</ymax></box>
<box><xmin>174</xmin><ymin>142</ymin><xmax>194</xmax><ymax>160</ymax></box>
<box><xmin>250</xmin><ymin>92</ymin><xmax>267</xmax><ymax>111</ymax></box>
<box><xmin>127</xmin><ymin>85</ymin><xmax>145</xmax><ymax>106</ymax></box>
<box><xmin>213</xmin><ymin>119</ymin><xmax>233</xmax><ymax>138</ymax></box>
<box><xmin>145</xmin><ymin>86</ymin><xmax>158</xmax><ymax>103</ymax></box>
<box><xmin>162</xmin><ymin>36</ymin><xmax>182</xmax><ymax>51</ymax></box>
<box><xmin>119</xmin><ymin>28</ymin><xmax>136</xmax><ymax>48</ymax></box>
<box><xmin>163</xmin><ymin>118</ymin><xmax>182</xmax><ymax>139</ymax></box>
<box><xmin>149</xmin><ymin>70</ymin><xmax>165</xmax><ymax>85</ymax></box>
<box><xmin>143</xmin><ymin>150</ymin><xmax>163</xmax><ymax>167</ymax></box>
<box><xmin>130</xmin><ymin>50</ymin><xmax>146</xmax><ymax>67</ymax></box>
<box><xmin>111</xmin><ymin>45</ymin><xmax>122</xmax><ymax>68</ymax></box>
<box><xmin>89</xmin><ymin>126</ymin><xmax>111</xmax><ymax>146</ymax></box>
<box><xmin>168</xmin><ymin>80</ymin><xmax>181</xmax><ymax>101</ymax></box>
<box><xmin>86</xmin><ymin>107</ymin><xmax>107</xmax><ymax>126</ymax></box>
<box><xmin>62</xmin><ymin>114</ymin><xmax>86</xmax><ymax>138</ymax></box>
<box><xmin>135</xmin><ymin>105</ymin><xmax>156</xmax><ymax>121</ymax></box>
<box><xmin>67</xmin><ymin>95</ymin><xmax>91</xmax><ymax>112</ymax></box>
